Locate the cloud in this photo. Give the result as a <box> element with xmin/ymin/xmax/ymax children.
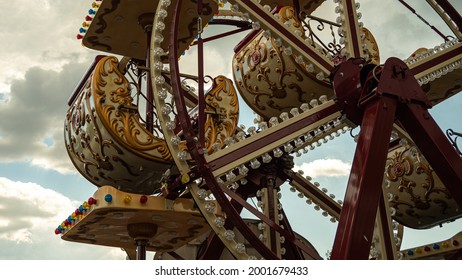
<box><xmin>0</xmin><ymin>177</ymin><xmax>126</xmax><ymax>259</ymax></box>
<box><xmin>0</xmin><ymin>0</ymin><xmax>100</xmax><ymax>174</ymax></box>
<box><xmin>179</xmin><ymin>40</ymin><xmax>235</xmax><ymax>80</ymax></box>
<box><xmin>0</xmin><ymin>5</ymin><xmax>238</xmax><ymax>176</ymax></box>
<box><xmin>0</xmin><ymin>61</ymin><xmax>92</xmax><ymax>174</ymax></box>
<box><xmin>0</xmin><ymin>0</ymin><xmax>95</xmax><ymax>92</ymax></box>
<box><xmin>359</xmin><ymin>1</ymin><xmax>462</xmax><ymax>60</ymax></box>
<box><xmin>295</xmin><ymin>158</ymin><xmax>351</xmax><ymax>178</ymax></box>
<box><xmin>0</xmin><ymin>177</ymin><xmax>76</xmax><ymax>243</ymax></box>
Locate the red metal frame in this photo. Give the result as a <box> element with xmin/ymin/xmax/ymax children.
<box><xmin>377</xmin><ymin>193</ymin><xmax>396</xmax><ymax>260</ymax></box>
<box><xmin>169</xmin><ymin>0</ymin><xmax>280</xmax><ymax>260</ymax></box>
<box><xmin>164</xmin><ymin>1</ymin><xmax>462</xmax><ymax>260</ymax></box>
<box><xmin>331</xmin><ymin>94</ymin><xmax>397</xmax><ymax>259</ymax></box>
<box><xmin>331</xmin><ymin>57</ymin><xmax>462</xmax><ymax>259</ymax></box>
<box><xmin>435</xmin><ymin>0</ymin><xmax>462</xmax><ymax>32</ymax></box>
<box><xmin>343</xmin><ymin>0</ymin><xmax>363</xmax><ymax>58</ymax></box>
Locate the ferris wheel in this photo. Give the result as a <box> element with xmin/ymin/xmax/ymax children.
<box><xmin>56</xmin><ymin>0</ymin><xmax>462</xmax><ymax>260</ymax></box>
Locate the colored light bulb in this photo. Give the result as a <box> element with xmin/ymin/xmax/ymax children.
<box><xmin>140</xmin><ymin>195</ymin><xmax>148</xmax><ymax>204</ymax></box>
<box><xmin>55</xmin><ymin>228</ymin><xmax>61</xmax><ymax>234</ymax></box>
<box><xmin>88</xmin><ymin>197</ymin><xmax>97</xmax><ymax>205</ymax></box>
<box><xmin>76</xmin><ymin>34</ymin><xmax>84</xmax><ymax>39</ymax></box>
<box><xmin>85</xmin><ymin>15</ymin><xmax>93</xmax><ymax>21</ymax></box>
<box><xmin>123</xmin><ymin>195</ymin><xmax>132</xmax><ymax>203</ymax></box>
<box><xmin>104</xmin><ymin>194</ymin><xmax>112</xmax><ymax>203</ymax></box>
<box><xmin>88</xmin><ymin>9</ymin><xmax>96</xmax><ymax>15</ymax></box>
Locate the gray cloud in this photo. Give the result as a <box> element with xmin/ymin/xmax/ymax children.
<box><xmin>0</xmin><ymin>59</ymin><xmax>91</xmax><ymax>173</ymax></box>
<box><xmin>360</xmin><ymin>1</ymin><xmax>462</xmax><ymax>60</ymax></box>
<box><xmin>0</xmin><ymin>0</ymin><xmax>101</xmax><ymax>173</ymax></box>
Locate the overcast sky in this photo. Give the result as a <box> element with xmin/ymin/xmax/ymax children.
<box><xmin>1</xmin><ymin>0</ymin><xmax>462</xmax><ymax>260</ymax></box>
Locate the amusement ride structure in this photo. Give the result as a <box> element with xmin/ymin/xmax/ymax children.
<box><xmin>55</xmin><ymin>0</ymin><xmax>462</xmax><ymax>260</ymax></box>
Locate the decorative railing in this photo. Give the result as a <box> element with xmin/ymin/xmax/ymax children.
<box><xmin>124</xmin><ymin>59</ymin><xmax>164</xmax><ymax>138</ymax></box>
<box><xmin>300</xmin><ymin>12</ymin><xmax>343</xmax><ymax>59</ymax></box>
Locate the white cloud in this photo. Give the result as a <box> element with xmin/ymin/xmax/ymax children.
<box><xmin>0</xmin><ymin>177</ymin><xmax>126</xmax><ymax>259</ymax></box>
<box><xmin>295</xmin><ymin>158</ymin><xmax>351</xmax><ymax>178</ymax></box>
<box><xmin>179</xmin><ymin>43</ymin><xmax>234</xmax><ymax>80</ymax></box>
<box><xmin>0</xmin><ymin>177</ymin><xmax>78</xmax><ymax>242</ymax></box>
<box><xmin>0</xmin><ymin>0</ymin><xmax>94</xmax><ymax>92</ymax></box>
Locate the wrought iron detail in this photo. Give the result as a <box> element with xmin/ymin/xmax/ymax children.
<box><xmin>124</xmin><ymin>59</ymin><xmax>164</xmax><ymax>138</ymax></box>
<box><xmin>300</xmin><ymin>13</ymin><xmax>343</xmax><ymax>58</ymax></box>
<box><xmin>447</xmin><ymin>128</ymin><xmax>462</xmax><ymax>156</ymax></box>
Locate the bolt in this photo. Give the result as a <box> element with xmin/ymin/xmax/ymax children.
<box><xmin>392</xmin><ymin>64</ymin><xmax>406</xmax><ymax>79</ymax></box>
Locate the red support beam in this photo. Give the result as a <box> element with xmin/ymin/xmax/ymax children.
<box><xmin>197</xmin><ymin>0</ymin><xmax>206</xmax><ymax>148</ymax></box>
<box><xmin>377</xmin><ymin>193</ymin><xmax>396</xmax><ymax>259</ymax></box>
<box><xmin>331</xmin><ymin>95</ymin><xmax>397</xmax><ymax>259</ymax></box>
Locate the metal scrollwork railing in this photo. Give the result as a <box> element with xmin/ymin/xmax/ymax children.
<box><xmin>179</xmin><ymin>74</ymin><xmax>214</xmax><ymax>94</ymax></box>
<box><xmin>124</xmin><ymin>59</ymin><xmax>164</xmax><ymax>138</ymax></box>
<box><xmin>300</xmin><ymin>12</ymin><xmax>343</xmax><ymax>58</ymax></box>
<box><xmin>447</xmin><ymin>128</ymin><xmax>462</xmax><ymax>156</ymax></box>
